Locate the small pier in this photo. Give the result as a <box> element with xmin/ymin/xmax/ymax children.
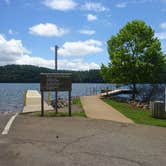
<box><xmin>22</xmin><ymin>90</ymin><xmax>53</xmax><ymax>113</ymax></box>
<box><xmin>101</xmin><ymin>89</ymin><xmax>133</xmax><ymax>97</ymax></box>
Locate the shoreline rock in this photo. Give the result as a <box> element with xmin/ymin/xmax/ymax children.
<box><xmin>51</xmin><ymin>97</ymin><xmax>80</xmax><ymax>109</ymax></box>
<box><xmin>106</xmin><ymin>96</ymin><xmax>150</xmax><ymax>110</ymax></box>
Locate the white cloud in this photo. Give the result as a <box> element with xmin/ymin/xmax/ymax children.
<box><xmin>16</xmin><ymin>56</ymin><xmax>99</xmax><ymax>70</ymax></box>
<box><xmin>160</xmin><ymin>22</ymin><xmax>166</xmax><ymax>29</ymax></box>
<box><xmin>87</xmin><ymin>14</ymin><xmax>97</xmax><ymax>22</ymax></box>
<box><xmin>29</xmin><ymin>23</ymin><xmax>68</xmax><ymax>37</ymax></box>
<box><xmin>156</xmin><ymin>32</ymin><xmax>166</xmax><ymax>40</ymax></box>
<box><xmin>0</xmin><ymin>34</ymin><xmax>29</xmax><ymax>64</ymax></box>
<box><xmin>116</xmin><ymin>2</ymin><xmax>127</xmax><ymax>8</ymax></box>
<box><xmin>15</xmin><ymin>54</ymin><xmax>54</xmax><ymax>68</ymax></box>
<box><xmin>52</xmin><ymin>39</ymin><xmax>103</xmax><ymax>57</ymax></box>
<box><xmin>0</xmin><ymin>34</ymin><xmax>99</xmax><ymax>70</ymax></box>
<box><xmin>82</xmin><ymin>2</ymin><xmax>108</xmax><ymax>12</ymax></box>
<box><xmin>115</xmin><ymin>0</ymin><xmax>159</xmax><ymax>8</ymax></box>
<box><xmin>43</xmin><ymin>0</ymin><xmax>77</xmax><ymax>11</ymax></box>
<box><xmin>58</xmin><ymin>59</ymin><xmax>99</xmax><ymax>70</ymax></box>
<box><xmin>79</xmin><ymin>29</ymin><xmax>96</xmax><ymax>35</ymax></box>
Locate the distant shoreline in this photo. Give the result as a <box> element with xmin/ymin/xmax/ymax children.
<box><xmin>0</xmin><ymin>82</ymin><xmax>106</xmax><ymax>84</ymax></box>
<box><xmin>0</xmin><ymin>65</ymin><xmax>104</xmax><ymax>83</ymax></box>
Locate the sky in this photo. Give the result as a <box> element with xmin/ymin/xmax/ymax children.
<box><xmin>0</xmin><ymin>0</ymin><xmax>166</xmax><ymax>70</ymax></box>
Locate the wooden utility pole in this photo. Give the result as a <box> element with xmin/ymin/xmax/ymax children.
<box><xmin>41</xmin><ymin>91</ymin><xmax>44</xmax><ymax>116</ymax></box>
<box><xmin>55</xmin><ymin>45</ymin><xmax>58</xmax><ymax>114</ymax></box>
<box><xmin>55</xmin><ymin>45</ymin><xmax>58</xmax><ymax>71</ymax></box>
<box><xmin>165</xmin><ymin>84</ymin><xmax>166</xmax><ymax>112</ymax></box>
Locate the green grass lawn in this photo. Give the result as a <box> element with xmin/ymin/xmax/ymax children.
<box><xmin>103</xmin><ymin>99</ymin><xmax>166</xmax><ymax>127</ymax></box>
<box><xmin>72</xmin><ymin>97</ymin><xmax>82</xmax><ymax>105</ymax></box>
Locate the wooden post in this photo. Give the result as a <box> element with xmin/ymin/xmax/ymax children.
<box><xmin>24</xmin><ymin>90</ymin><xmax>27</xmax><ymax>106</ymax></box>
<box><xmin>55</xmin><ymin>91</ymin><xmax>58</xmax><ymax>113</ymax></box>
<box><xmin>165</xmin><ymin>84</ymin><xmax>166</xmax><ymax>112</ymax></box>
<box><xmin>106</xmin><ymin>86</ymin><xmax>109</xmax><ymax>96</ymax></box>
<box><xmin>47</xmin><ymin>91</ymin><xmax>51</xmax><ymax>105</ymax></box>
<box><xmin>55</xmin><ymin>45</ymin><xmax>58</xmax><ymax>71</ymax></box>
<box><xmin>55</xmin><ymin>45</ymin><xmax>58</xmax><ymax>114</ymax></box>
<box><xmin>41</xmin><ymin>91</ymin><xmax>44</xmax><ymax>116</ymax></box>
<box><xmin>69</xmin><ymin>90</ymin><xmax>71</xmax><ymax>116</ymax></box>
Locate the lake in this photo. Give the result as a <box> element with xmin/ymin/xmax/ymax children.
<box><xmin>0</xmin><ymin>83</ymin><xmax>114</xmax><ymax>112</ymax></box>
<box><xmin>0</xmin><ymin>83</ymin><xmax>164</xmax><ymax>112</ymax></box>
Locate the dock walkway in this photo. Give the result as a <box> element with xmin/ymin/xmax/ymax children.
<box><xmin>80</xmin><ymin>95</ymin><xmax>133</xmax><ymax>124</ymax></box>
<box><xmin>101</xmin><ymin>89</ymin><xmax>133</xmax><ymax>97</ymax></box>
<box><xmin>22</xmin><ymin>90</ymin><xmax>53</xmax><ymax>113</ymax></box>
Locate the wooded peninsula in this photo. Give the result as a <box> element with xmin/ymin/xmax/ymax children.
<box><xmin>0</xmin><ymin>65</ymin><xmax>104</xmax><ymax>83</ymax></box>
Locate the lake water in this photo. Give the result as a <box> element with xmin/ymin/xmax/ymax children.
<box><xmin>0</xmin><ymin>83</ymin><xmax>164</xmax><ymax>112</ymax></box>
<box><xmin>0</xmin><ymin>83</ymin><xmax>114</xmax><ymax>112</ymax></box>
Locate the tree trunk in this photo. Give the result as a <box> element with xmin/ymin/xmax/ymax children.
<box><xmin>132</xmin><ymin>83</ymin><xmax>137</xmax><ymax>101</ymax></box>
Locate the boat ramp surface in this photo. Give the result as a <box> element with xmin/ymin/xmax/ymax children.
<box><xmin>22</xmin><ymin>90</ymin><xmax>53</xmax><ymax>113</ymax></box>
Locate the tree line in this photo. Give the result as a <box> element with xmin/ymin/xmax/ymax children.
<box><xmin>0</xmin><ymin>65</ymin><xmax>104</xmax><ymax>83</ymax></box>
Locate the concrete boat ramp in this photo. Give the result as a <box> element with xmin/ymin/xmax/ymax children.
<box><xmin>22</xmin><ymin>90</ymin><xmax>53</xmax><ymax>113</ymax></box>
<box><xmin>22</xmin><ymin>90</ymin><xmax>133</xmax><ymax>124</ymax></box>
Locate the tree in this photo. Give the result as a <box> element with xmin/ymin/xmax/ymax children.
<box><xmin>101</xmin><ymin>20</ymin><xmax>166</xmax><ymax>100</ymax></box>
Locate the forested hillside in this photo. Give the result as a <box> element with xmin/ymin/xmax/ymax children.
<box><xmin>0</xmin><ymin>65</ymin><xmax>104</xmax><ymax>83</ymax></box>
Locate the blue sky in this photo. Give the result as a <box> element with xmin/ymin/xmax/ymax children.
<box><xmin>0</xmin><ymin>0</ymin><xmax>166</xmax><ymax>70</ymax></box>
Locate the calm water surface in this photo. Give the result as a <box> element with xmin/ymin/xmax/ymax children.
<box><xmin>0</xmin><ymin>83</ymin><xmax>113</xmax><ymax>112</ymax></box>
<box><xmin>0</xmin><ymin>83</ymin><xmax>164</xmax><ymax>112</ymax></box>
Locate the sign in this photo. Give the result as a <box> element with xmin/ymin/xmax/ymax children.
<box><xmin>40</xmin><ymin>73</ymin><xmax>72</xmax><ymax>117</ymax></box>
<box><xmin>40</xmin><ymin>73</ymin><xmax>72</xmax><ymax>91</ymax></box>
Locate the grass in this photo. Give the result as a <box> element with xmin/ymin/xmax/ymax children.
<box><xmin>103</xmin><ymin>99</ymin><xmax>166</xmax><ymax>127</ymax></box>
<box><xmin>34</xmin><ymin>111</ymin><xmax>86</xmax><ymax>117</ymax></box>
<box><xmin>72</xmin><ymin>97</ymin><xmax>82</xmax><ymax>105</ymax></box>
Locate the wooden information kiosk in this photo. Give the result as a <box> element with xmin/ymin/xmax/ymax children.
<box><xmin>40</xmin><ymin>73</ymin><xmax>72</xmax><ymax>116</ymax></box>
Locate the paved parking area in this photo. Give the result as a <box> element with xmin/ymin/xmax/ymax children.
<box><xmin>0</xmin><ymin>113</ymin><xmax>15</xmax><ymax>133</ymax></box>
<box><xmin>0</xmin><ymin>114</ymin><xmax>166</xmax><ymax>166</ymax></box>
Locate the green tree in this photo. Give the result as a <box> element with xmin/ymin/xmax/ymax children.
<box><xmin>101</xmin><ymin>20</ymin><xmax>166</xmax><ymax>100</ymax></box>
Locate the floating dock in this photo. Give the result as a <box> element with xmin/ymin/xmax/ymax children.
<box><xmin>22</xmin><ymin>90</ymin><xmax>54</xmax><ymax>113</ymax></box>
<box><xmin>101</xmin><ymin>89</ymin><xmax>133</xmax><ymax>97</ymax></box>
